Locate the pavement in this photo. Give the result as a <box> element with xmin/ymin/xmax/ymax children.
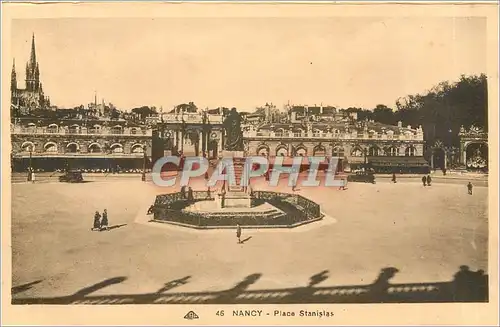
<box><xmin>10</xmin><ymin>176</ymin><xmax>488</xmax><ymax>300</ymax></box>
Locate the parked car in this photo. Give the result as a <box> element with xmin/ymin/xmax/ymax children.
<box><xmin>347</xmin><ymin>171</ymin><xmax>376</xmax><ymax>184</ymax></box>
<box><xmin>59</xmin><ymin>170</ymin><xmax>84</xmax><ymax>183</ymax></box>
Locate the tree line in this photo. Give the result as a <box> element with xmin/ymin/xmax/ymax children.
<box><xmin>343</xmin><ymin>74</ymin><xmax>487</xmax><ymax>147</ymax></box>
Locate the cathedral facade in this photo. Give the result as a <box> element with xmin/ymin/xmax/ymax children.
<box><xmin>11</xmin><ymin>34</ymin><xmax>50</xmax><ymax>113</ymax></box>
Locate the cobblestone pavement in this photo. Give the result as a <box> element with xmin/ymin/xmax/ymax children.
<box><xmin>11</xmin><ymin>177</ymin><xmax>487</xmax><ymax>300</ymax></box>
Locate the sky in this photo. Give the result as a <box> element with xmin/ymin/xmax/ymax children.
<box><xmin>11</xmin><ymin>17</ymin><xmax>486</xmax><ymax>112</ymax></box>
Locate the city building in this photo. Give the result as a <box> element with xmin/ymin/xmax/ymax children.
<box><xmin>11</xmin><ymin>116</ymin><xmax>152</xmax><ymax>173</ymax></box>
<box><xmin>153</xmin><ymin>107</ymin><xmax>225</xmax><ymax>162</ymax></box>
<box><xmin>243</xmin><ymin>104</ymin><xmax>428</xmax><ymax>173</ymax></box>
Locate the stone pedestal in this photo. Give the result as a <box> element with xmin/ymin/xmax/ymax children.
<box><xmin>218</xmin><ymin>150</ymin><xmax>253</xmax><ymax>208</ymax></box>
<box><xmin>223</xmin><ymin>191</ymin><xmax>252</xmax><ymax>208</ymax></box>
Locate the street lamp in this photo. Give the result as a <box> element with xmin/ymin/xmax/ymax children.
<box><xmin>142</xmin><ymin>143</ymin><xmax>147</xmax><ymax>182</ymax></box>
<box><xmin>27</xmin><ymin>144</ymin><xmax>33</xmax><ymax>182</ymax></box>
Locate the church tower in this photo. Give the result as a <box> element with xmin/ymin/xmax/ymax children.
<box><xmin>25</xmin><ymin>33</ymin><xmax>40</xmax><ymax>92</ymax></box>
<box><xmin>11</xmin><ymin>59</ymin><xmax>17</xmax><ymax>94</ymax></box>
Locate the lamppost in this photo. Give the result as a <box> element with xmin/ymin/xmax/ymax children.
<box><xmin>142</xmin><ymin>143</ymin><xmax>147</xmax><ymax>182</ymax></box>
<box><xmin>27</xmin><ymin>144</ymin><xmax>34</xmax><ymax>182</ymax></box>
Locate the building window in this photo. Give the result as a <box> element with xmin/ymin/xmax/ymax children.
<box><xmin>388</xmin><ymin>147</ymin><xmax>399</xmax><ymax>156</ymax></box>
<box><xmin>111</xmin><ymin>144</ymin><xmax>124</xmax><ymax>153</ymax></box>
<box><xmin>67</xmin><ymin>143</ymin><xmax>78</xmax><ymax>153</ymax></box>
<box><xmin>332</xmin><ymin>147</ymin><xmax>345</xmax><ymax>157</ymax></box>
<box><xmin>112</xmin><ymin>126</ymin><xmax>123</xmax><ymax>134</ymax></box>
<box><xmin>276</xmin><ymin>147</ymin><xmax>288</xmax><ymax>157</ymax></box>
<box><xmin>405</xmin><ymin>146</ymin><xmax>416</xmax><ymax>156</ymax></box>
<box><xmin>21</xmin><ymin>142</ymin><xmax>35</xmax><ymax>152</ymax></box>
<box><xmin>295</xmin><ymin>148</ymin><xmax>307</xmax><ymax>157</ymax></box>
<box><xmin>47</xmin><ymin>124</ymin><xmax>58</xmax><ymax>133</ymax></box>
<box><xmin>44</xmin><ymin>143</ymin><xmax>57</xmax><ymax>153</ymax></box>
<box><xmin>368</xmin><ymin>146</ymin><xmax>380</xmax><ymax>156</ymax></box>
<box><xmin>257</xmin><ymin>147</ymin><xmax>269</xmax><ymax>156</ymax></box>
<box><xmin>69</xmin><ymin>125</ymin><xmax>80</xmax><ymax>134</ymax></box>
<box><xmin>131</xmin><ymin>145</ymin><xmax>144</xmax><ymax>154</ymax></box>
<box><xmin>89</xmin><ymin>144</ymin><xmax>102</xmax><ymax>153</ymax></box>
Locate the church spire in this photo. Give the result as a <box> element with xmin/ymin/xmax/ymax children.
<box><xmin>30</xmin><ymin>33</ymin><xmax>37</xmax><ymax>65</ymax></box>
<box><xmin>11</xmin><ymin>59</ymin><xmax>17</xmax><ymax>92</ymax></box>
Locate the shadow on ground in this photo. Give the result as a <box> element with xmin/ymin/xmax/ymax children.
<box><xmin>12</xmin><ymin>265</ymin><xmax>488</xmax><ymax>304</ymax></box>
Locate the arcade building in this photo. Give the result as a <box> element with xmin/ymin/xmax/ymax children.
<box><xmin>243</xmin><ymin>105</ymin><xmax>428</xmax><ymax>174</ymax></box>
<box><xmin>11</xmin><ymin>117</ymin><xmax>153</xmax><ymax>173</ymax></box>
<box><xmin>154</xmin><ymin>104</ymin><xmax>428</xmax><ymax>174</ymax></box>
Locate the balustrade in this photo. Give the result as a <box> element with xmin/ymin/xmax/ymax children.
<box><xmin>11</xmin><ymin>125</ymin><xmax>152</xmax><ymax>136</ymax></box>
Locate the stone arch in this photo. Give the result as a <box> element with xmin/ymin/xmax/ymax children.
<box><xmin>44</xmin><ymin>142</ymin><xmax>58</xmax><ymax>153</ymax></box>
<box><xmin>256</xmin><ymin>144</ymin><xmax>270</xmax><ymax>156</ymax></box>
<box><xmin>275</xmin><ymin>143</ymin><xmax>288</xmax><ymax>157</ymax></box>
<box><xmin>313</xmin><ymin>144</ymin><xmax>326</xmax><ymax>156</ymax></box>
<box><xmin>294</xmin><ymin>144</ymin><xmax>307</xmax><ymax>157</ymax></box>
<box><xmin>66</xmin><ymin>142</ymin><xmax>79</xmax><ymax>153</ymax></box>
<box><xmin>21</xmin><ymin>141</ymin><xmax>35</xmax><ymax>152</ymax></box>
<box><xmin>110</xmin><ymin>143</ymin><xmax>124</xmax><ymax>154</ymax></box>
<box><xmin>88</xmin><ymin>142</ymin><xmax>102</xmax><ymax>153</ymax></box>
<box><xmin>131</xmin><ymin>143</ymin><xmax>145</xmax><ymax>154</ymax></box>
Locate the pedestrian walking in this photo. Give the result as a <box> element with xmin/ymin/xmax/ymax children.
<box><xmin>422</xmin><ymin>176</ymin><xmax>427</xmax><ymax>187</ymax></box>
<box><xmin>338</xmin><ymin>178</ymin><xmax>346</xmax><ymax>190</ymax></box>
<box><xmin>100</xmin><ymin>209</ymin><xmax>109</xmax><ymax>231</ymax></box>
<box><xmin>31</xmin><ymin>170</ymin><xmax>36</xmax><ymax>183</ymax></box>
<box><xmin>467</xmin><ymin>182</ymin><xmax>473</xmax><ymax>195</ymax></box>
<box><xmin>92</xmin><ymin>211</ymin><xmax>101</xmax><ymax>231</ymax></box>
<box><xmin>426</xmin><ymin>175</ymin><xmax>432</xmax><ymax>186</ymax></box>
<box><xmin>180</xmin><ymin>185</ymin><xmax>186</xmax><ymax>199</ymax></box>
<box><xmin>391</xmin><ymin>173</ymin><xmax>397</xmax><ymax>183</ymax></box>
<box><xmin>236</xmin><ymin>224</ymin><xmax>242</xmax><ymax>244</ymax></box>
<box><xmin>206</xmin><ymin>186</ymin><xmax>211</xmax><ymax>199</ymax></box>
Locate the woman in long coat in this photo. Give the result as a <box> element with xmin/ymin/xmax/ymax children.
<box><xmin>100</xmin><ymin>209</ymin><xmax>109</xmax><ymax>231</ymax></box>
<box><xmin>92</xmin><ymin>211</ymin><xmax>101</xmax><ymax>231</ymax></box>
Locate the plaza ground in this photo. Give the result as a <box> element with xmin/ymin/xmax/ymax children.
<box><xmin>11</xmin><ymin>175</ymin><xmax>488</xmax><ymax>300</ymax></box>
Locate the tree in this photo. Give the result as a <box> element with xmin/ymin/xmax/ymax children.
<box><xmin>372</xmin><ymin>104</ymin><xmax>396</xmax><ymax>125</ymax></box>
<box><xmin>393</xmin><ymin>74</ymin><xmax>487</xmax><ymax>146</ymax></box>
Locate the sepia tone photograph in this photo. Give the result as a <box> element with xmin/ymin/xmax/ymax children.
<box><xmin>2</xmin><ymin>2</ymin><xmax>498</xmax><ymax>326</ymax></box>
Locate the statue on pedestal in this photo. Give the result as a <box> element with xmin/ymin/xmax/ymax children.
<box><xmin>223</xmin><ymin>108</ymin><xmax>244</xmax><ymax>151</ymax></box>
